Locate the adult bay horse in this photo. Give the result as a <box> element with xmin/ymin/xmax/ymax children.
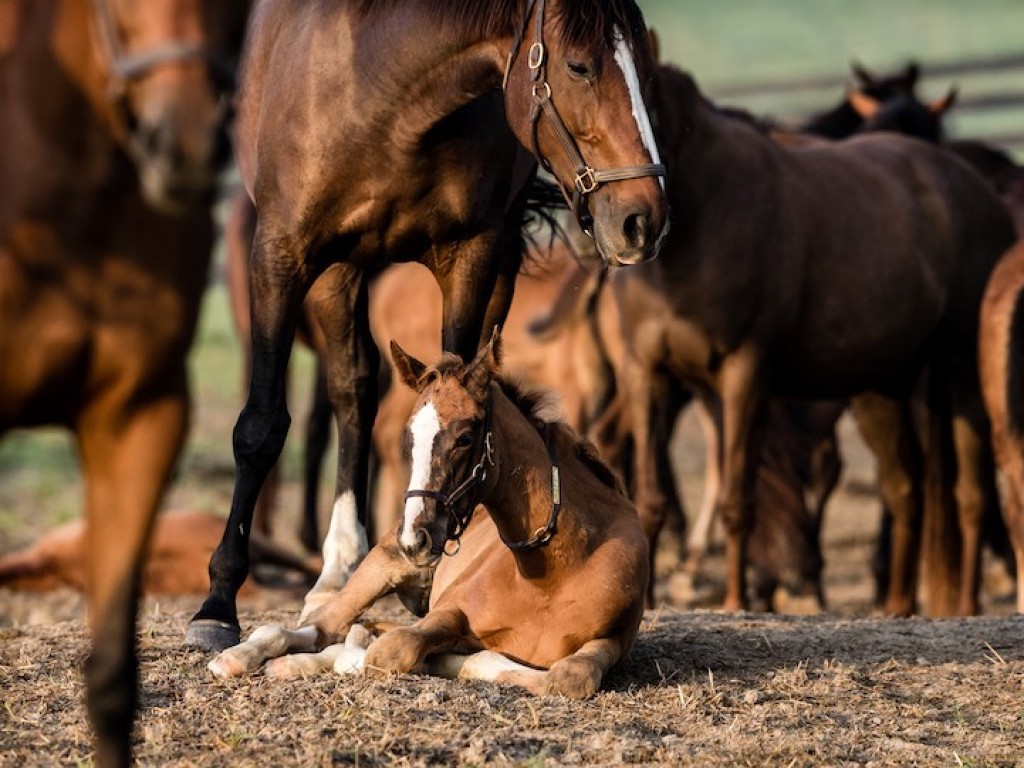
<box><xmin>614</xmin><ymin>65</ymin><xmax>1015</xmax><ymax>617</ymax></box>
<box><xmin>186</xmin><ymin>0</ymin><xmax>668</xmax><ymax>652</ymax></box>
<box><xmin>0</xmin><ymin>1</ymin><xmax>252</xmax><ymax>764</ymax></box>
<box><xmin>208</xmin><ymin>333</ymin><xmax>648</xmax><ymax>698</ymax></box>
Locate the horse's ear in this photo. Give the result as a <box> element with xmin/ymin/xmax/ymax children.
<box><xmin>463</xmin><ymin>327</ymin><xmax>502</xmax><ymax>398</ymax></box>
<box><xmin>848</xmin><ymin>89</ymin><xmax>880</xmax><ymax>119</ymax></box>
<box><xmin>390</xmin><ymin>340</ymin><xmax>427</xmax><ymax>390</ymax></box>
<box><xmin>903</xmin><ymin>62</ymin><xmax>921</xmax><ymax>89</ymax></box>
<box><xmin>850</xmin><ymin>60</ymin><xmax>876</xmax><ymax>89</ymax></box>
<box><xmin>647</xmin><ymin>28</ymin><xmax>661</xmax><ymax>64</ymax></box>
<box><xmin>929</xmin><ymin>86</ymin><xmax>958</xmax><ymax>116</ymax></box>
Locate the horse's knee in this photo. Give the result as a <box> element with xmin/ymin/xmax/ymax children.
<box><xmin>232</xmin><ymin>405</ymin><xmax>291</xmax><ymax>469</ymax></box>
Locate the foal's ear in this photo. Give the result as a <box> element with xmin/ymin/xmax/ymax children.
<box><xmin>390</xmin><ymin>340</ymin><xmax>427</xmax><ymax>390</ymax></box>
<box><xmin>463</xmin><ymin>327</ymin><xmax>503</xmax><ymax>398</ymax></box>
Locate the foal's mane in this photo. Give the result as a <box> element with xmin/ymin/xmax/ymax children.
<box><xmin>351</xmin><ymin>0</ymin><xmax>651</xmax><ymax>64</ymax></box>
<box><xmin>423</xmin><ymin>354</ymin><xmax>623</xmax><ymax>493</ymax></box>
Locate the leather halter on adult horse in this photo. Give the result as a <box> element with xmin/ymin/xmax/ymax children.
<box><xmin>207</xmin><ymin>333</ymin><xmax>648</xmax><ymax>699</ymax></box>
<box><xmin>0</xmin><ymin>1</ymin><xmax>251</xmax><ymax>765</ymax></box>
<box><xmin>186</xmin><ymin>0</ymin><xmax>668</xmax><ymax>653</ymax></box>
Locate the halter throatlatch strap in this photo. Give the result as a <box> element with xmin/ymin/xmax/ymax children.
<box><xmin>500</xmin><ymin>422</ymin><xmax>562</xmax><ymax>551</ymax></box>
<box><xmin>504</xmin><ymin>0</ymin><xmax>667</xmax><ymax>236</ymax></box>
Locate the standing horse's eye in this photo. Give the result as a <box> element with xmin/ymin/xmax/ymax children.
<box><xmin>567</xmin><ymin>61</ymin><xmax>593</xmax><ymax>80</ymax></box>
<box><xmin>455</xmin><ymin>433</ymin><xmax>474</xmax><ymax>449</ymax></box>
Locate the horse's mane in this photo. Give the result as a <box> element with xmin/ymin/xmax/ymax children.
<box><xmin>350</xmin><ymin>0</ymin><xmax>651</xmax><ymax>67</ymax></box>
<box><xmin>495</xmin><ymin>377</ymin><xmax>624</xmax><ymax>494</ymax></box>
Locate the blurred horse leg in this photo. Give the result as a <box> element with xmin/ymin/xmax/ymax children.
<box><xmin>851</xmin><ymin>393</ymin><xmax>922</xmax><ymax>616</ymax></box>
<box><xmin>79</xmin><ymin>389</ymin><xmax>187</xmax><ymax>767</ymax></box>
<box><xmin>299</xmin><ymin>357</ymin><xmax>332</xmax><ymax>554</ymax></box>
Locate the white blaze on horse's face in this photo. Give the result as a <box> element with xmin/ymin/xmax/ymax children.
<box><xmin>612</xmin><ymin>31</ymin><xmax>663</xmax><ymax>189</ymax></box>
<box><xmin>401</xmin><ymin>401</ymin><xmax>441</xmax><ymax>551</ymax></box>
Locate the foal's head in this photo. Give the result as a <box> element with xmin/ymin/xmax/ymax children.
<box><xmin>389</xmin><ymin>336</ymin><xmax>502</xmax><ymax>566</ymax></box>
<box><xmin>89</xmin><ymin>0</ymin><xmax>252</xmax><ymax>210</ymax></box>
<box><xmin>503</xmin><ymin>0</ymin><xmax>668</xmax><ymax>267</ymax></box>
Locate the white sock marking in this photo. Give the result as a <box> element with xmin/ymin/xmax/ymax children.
<box><xmin>401</xmin><ymin>402</ymin><xmax>440</xmax><ymax>549</ymax></box>
<box><xmin>312</xmin><ymin>490</ymin><xmax>367</xmax><ymax>592</ymax></box>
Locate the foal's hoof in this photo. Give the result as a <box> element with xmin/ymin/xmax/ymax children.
<box><xmin>185</xmin><ymin>619</ymin><xmax>241</xmax><ymax>652</ymax></box>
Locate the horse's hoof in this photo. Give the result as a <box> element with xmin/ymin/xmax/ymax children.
<box><xmin>208</xmin><ymin>651</ymin><xmax>249</xmax><ymax>679</ymax></box>
<box><xmin>185</xmin><ymin>619</ymin><xmax>241</xmax><ymax>652</ymax></box>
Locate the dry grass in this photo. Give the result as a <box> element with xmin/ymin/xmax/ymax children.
<box><xmin>2</xmin><ymin>597</ymin><xmax>1024</xmax><ymax>767</ymax></box>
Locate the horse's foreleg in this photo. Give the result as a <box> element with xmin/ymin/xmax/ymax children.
<box><xmin>300</xmin><ymin>265</ymin><xmax>377</xmax><ymax>619</ymax></box>
<box><xmin>716</xmin><ymin>346</ymin><xmax>765</xmax><ymax>612</ymax></box>
<box><xmin>685</xmin><ymin>397</ymin><xmax>721</xmax><ymax>575</ymax></box>
<box><xmin>78</xmin><ymin>390</ymin><xmax>188</xmax><ymax>767</ymax></box>
<box><xmin>622</xmin><ymin>349</ymin><xmax>667</xmax><ymax>606</ymax></box>
<box><xmin>431</xmin><ymin>231</ymin><xmax>510</xmax><ymax>361</ymax></box>
<box><xmin>187</xmin><ymin>233</ymin><xmax>311</xmax><ymax>651</ymax></box>
<box><xmin>851</xmin><ymin>393</ymin><xmax>922</xmax><ymax>616</ymax></box>
<box><xmin>299</xmin><ymin>357</ymin><xmax>332</xmax><ymax>554</ymax></box>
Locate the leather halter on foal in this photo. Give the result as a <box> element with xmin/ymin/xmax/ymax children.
<box><xmin>404</xmin><ymin>396</ymin><xmax>564</xmax><ymax>553</ymax></box>
<box><xmin>89</xmin><ymin>0</ymin><xmax>236</xmax><ymax>150</ymax></box>
<box><xmin>503</xmin><ymin>0</ymin><xmax>667</xmax><ymax>235</ymax></box>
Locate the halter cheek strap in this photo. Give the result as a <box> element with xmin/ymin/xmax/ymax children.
<box><xmin>504</xmin><ymin>0</ymin><xmax>667</xmax><ymax>236</ymax></box>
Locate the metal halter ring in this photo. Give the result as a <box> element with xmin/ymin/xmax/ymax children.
<box><xmin>531</xmin><ymin>82</ymin><xmax>551</xmax><ymax>102</ymax></box>
<box><xmin>528</xmin><ymin>42</ymin><xmax>545</xmax><ymax>69</ymax></box>
<box><xmin>575</xmin><ymin>168</ymin><xmax>599</xmax><ymax>195</ymax></box>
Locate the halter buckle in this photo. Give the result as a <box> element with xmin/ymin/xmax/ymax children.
<box><xmin>575</xmin><ymin>167</ymin><xmax>599</xmax><ymax>195</ymax></box>
<box><xmin>528</xmin><ymin>42</ymin><xmax>545</xmax><ymax>70</ymax></box>
<box><xmin>531</xmin><ymin>81</ymin><xmax>551</xmax><ymax>103</ymax></box>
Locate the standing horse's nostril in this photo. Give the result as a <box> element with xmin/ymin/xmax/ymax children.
<box><xmin>624</xmin><ymin>213</ymin><xmax>649</xmax><ymax>249</ymax></box>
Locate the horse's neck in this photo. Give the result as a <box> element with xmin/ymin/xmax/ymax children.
<box><xmin>483</xmin><ymin>391</ymin><xmax>565</xmax><ymax>566</ymax></box>
<box><xmin>353</xmin><ymin>10</ymin><xmax>510</xmax><ymax>149</ymax></box>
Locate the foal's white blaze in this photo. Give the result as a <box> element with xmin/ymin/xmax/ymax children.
<box><xmin>612</xmin><ymin>31</ymin><xmax>663</xmax><ymax>189</ymax></box>
<box><xmin>401</xmin><ymin>401</ymin><xmax>441</xmax><ymax>550</ymax></box>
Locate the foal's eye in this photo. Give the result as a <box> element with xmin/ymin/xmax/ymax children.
<box><xmin>455</xmin><ymin>433</ymin><xmax>474</xmax><ymax>449</ymax></box>
<box><xmin>567</xmin><ymin>61</ymin><xmax>593</xmax><ymax>80</ymax></box>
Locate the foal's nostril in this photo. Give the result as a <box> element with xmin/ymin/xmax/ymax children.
<box><xmin>623</xmin><ymin>213</ymin><xmax>649</xmax><ymax>249</ymax></box>
<box><xmin>414</xmin><ymin>528</ymin><xmax>431</xmax><ymax>551</ymax></box>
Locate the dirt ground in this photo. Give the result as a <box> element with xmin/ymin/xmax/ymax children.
<box><xmin>2</xmin><ymin>410</ymin><xmax>1024</xmax><ymax>766</ymax></box>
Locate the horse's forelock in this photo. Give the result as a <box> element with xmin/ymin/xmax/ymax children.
<box><xmin>551</xmin><ymin>0</ymin><xmax>651</xmax><ymax>66</ymax></box>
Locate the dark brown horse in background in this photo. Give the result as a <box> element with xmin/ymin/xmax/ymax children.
<box><xmin>614</xmin><ymin>65</ymin><xmax>1014</xmax><ymax>617</ymax></box>
<box><xmin>186</xmin><ymin>0</ymin><xmax>668</xmax><ymax>653</ymax></box>
<box><xmin>0</xmin><ymin>0</ymin><xmax>251</xmax><ymax>764</ymax></box>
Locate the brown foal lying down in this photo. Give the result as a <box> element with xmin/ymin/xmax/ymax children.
<box><xmin>208</xmin><ymin>333</ymin><xmax>648</xmax><ymax>697</ymax></box>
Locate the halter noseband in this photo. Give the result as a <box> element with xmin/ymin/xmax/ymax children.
<box><xmin>503</xmin><ymin>0</ymin><xmax>667</xmax><ymax>236</ymax></box>
<box><xmin>403</xmin><ymin>395</ymin><xmax>564</xmax><ymax>554</ymax></box>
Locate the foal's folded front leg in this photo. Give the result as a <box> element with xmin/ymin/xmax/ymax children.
<box><xmin>209</xmin><ymin>528</ymin><xmax>432</xmax><ymax>678</ymax></box>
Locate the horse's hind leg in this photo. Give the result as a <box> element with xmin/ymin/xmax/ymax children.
<box><xmin>78</xmin><ymin>390</ymin><xmax>188</xmax><ymax>767</ymax></box>
<box><xmin>851</xmin><ymin>393</ymin><xmax>923</xmax><ymax>616</ymax></box>
<box><xmin>429</xmin><ymin>637</ymin><xmax>622</xmax><ymax>699</ymax></box>
<box><xmin>300</xmin><ymin>264</ymin><xmax>377</xmax><ymax>620</ymax></box>
<box><xmin>187</xmin><ymin>230</ymin><xmax>313</xmax><ymax>651</ymax></box>
<box><xmin>948</xmin><ymin>366</ymin><xmax>996</xmax><ymax>615</ymax></box>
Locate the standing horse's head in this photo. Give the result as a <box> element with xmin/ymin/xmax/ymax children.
<box><xmin>389</xmin><ymin>336</ymin><xmax>502</xmax><ymax>566</ymax></box>
<box><xmin>90</xmin><ymin>0</ymin><xmax>252</xmax><ymax>212</ymax></box>
<box><xmin>503</xmin><ymin>0</ymin><xmax>669</xmax><ymax>267</ymax></box>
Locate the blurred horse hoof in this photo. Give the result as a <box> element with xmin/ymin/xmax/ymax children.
<box><xmin>185</xmin><ymin>619</ymin><xmax>241</xmax><ymax>652</ymax></box>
